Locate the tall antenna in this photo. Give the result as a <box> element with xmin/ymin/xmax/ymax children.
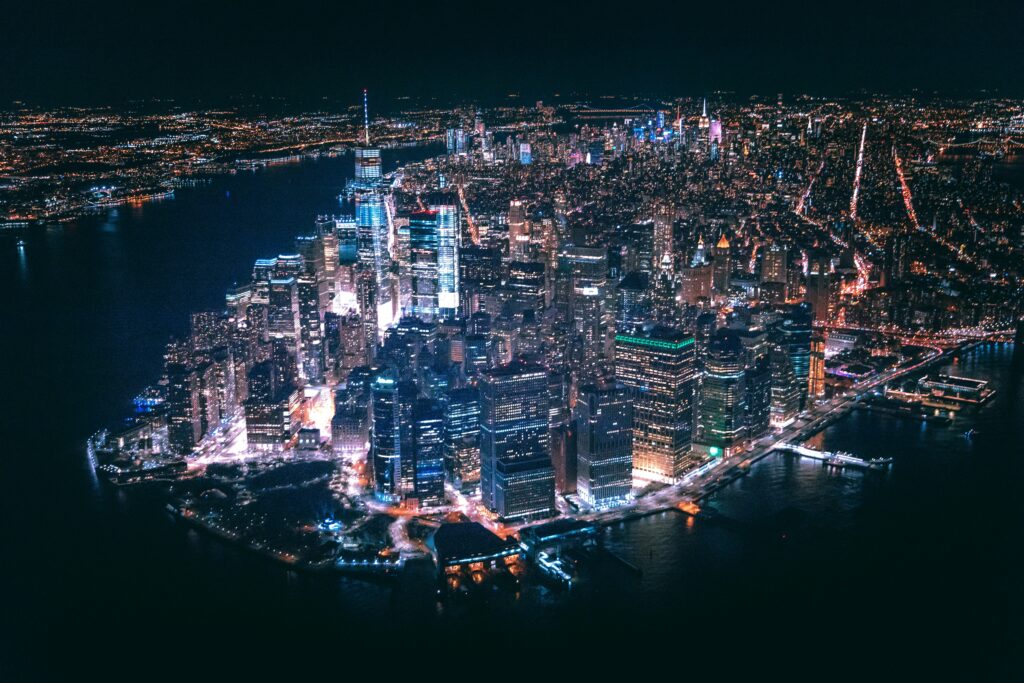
<box><xmin>362</xmin><ymin>88</ymin><xmax>370</xmax><ymax>146</ymax></box>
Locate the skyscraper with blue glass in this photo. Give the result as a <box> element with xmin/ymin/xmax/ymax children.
<box><xmin>479</xmin><ymin>362</ymin><xmax>554</xmax><ymax>521</ymax></box>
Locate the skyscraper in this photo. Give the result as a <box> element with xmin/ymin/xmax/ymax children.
<box><xmin>479</xmin><ymin>362</ymin><xmax>554</xmax><ymax>521</ymax></box>
<box><xmin>615</xmin><ymin>271</ymin><xmax>650</xmax><ymax>330</ymax></box>
<box><xmin>267</xmin><ymin>276</ymin><xmax>300</xmax><ymax>360</ymax></box>
<box><xmin>409</xmin><ymin>209</ymin><xmax>442</xmax><ymax>320</ymax></box>
<box><xmin>774</xmin><ymin>305</ymin><xmax>812</xmax><ymax>410</ymax></box>
<box><xmin>712</xmin><ymin>234</ymin><xmax>731</xmax><ymax>295</ymax></box>
<box><xmin>738</xmin><ymin>329</ymin><xmax>772</xmax><ymax>441</ymax></box>
<box><xmin>356</xmin><ymin>266</ymin><xmax>379</xmax><ymax>363</ymax></box>
<box><xmin>769</xmin><ymin>345</ymin><xmax>800</xmax><ymax>427</ymax></box>
<box><xmin>410</xmin><ymin>397</ymin><xmax>446</xmax><ymax>508</ymax></box>
<box><xmin>350</xmin><ymin>90</ymin><xmax>382</xmax><ymax>190</ymax></box>
<box><xmin>296</xmin><ymin>272</ymin><xmax>324</xmax><ymax>383</ymax></box>
<box><xmin>444</xmin><ymin>387</ymin><xmax>481</xmax><ymax>490</ymax></box>
<box><xmin>652</xmin><ymin>201</ymin><xmax>674</xmax><ymax>272</ymax></box>
<box><xmin>619</xmin><ymin>222</ymin><xmax>655</xmax><ymax>274</ymax></box>
<box><xmin>355</xmin><ymin>191</ymin><xmax>394</xmax><ymax>332</ymax></box>
<box><xmin>805</xmin><ymin>251</ymin><xmax>836</xmax><ymax>324</ymax></box>
<box><xmin>678</xmin><ymin>263</ymin><xmax>713</xmax><ymax>305</ymax></box>
<box><xmin>614</xmin><ymin>326</ymin><xmax>698</xmax><ymax>482</ymax></box>
<box><xmin>761</xmin><ymin>241</ymin><xmax>788</xmax><ymax>286</ymax></box>
<box><xmin>408</xmin><ymin>202</ymin><xmax>460</xmax><ymax>322</ymax></box>
<box><xmin>244</xmin><ymin>359</ymin><xmax>301</xmax><ymax>452</ymax></box>
<box><xmin>430</xmin><ymin>196</ymin><xmax>461</xmax><ymax>319</ymax></box>
<box><xmin>695</xmin><ymin>329</ymin><xmax>747</xmax><ymax>459</ymax></box>
<box><xmin>808</xmin><ymin>332</ymin><xmax>826</xmax><ymax>400</ymax></box>
<box><xmin>576</xmin><ymin>381</ymin><xmax>633</xmax><ymax>509</ymax></box>
<box><xmin>506</xmin><ymin>261</ymin><xmax>546</xmax><ymax>314</ymax></box>
<box><xmin>557</xmin><ymin>245</ymin><xmax>612</xmax><ymax>379</ymax></box>
<box><xmin>370</xmin><ymin>372</ymin><xmax>414</xmax><ymax>504</ymax></box>
<box><xmin>507</xmin><ymin>199</ymin><xmax>529</xmax><ymax>261</ymax></box>
<box><xmin>165</xmin><ymin>352</ymin><xmax>201</xmax><ymax>455</ymax></box>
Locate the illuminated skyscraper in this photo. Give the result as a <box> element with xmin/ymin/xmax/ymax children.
<box><xmin>508</xmin><ymin>199</ymin><xmax>529</xmax><ymax>261</ymax></box>
<box><xmin>761</xmin><ymin>241</ymin><xmax>788</xmax><ymax>285</ymax></box>
<box><xmin>165</xmin><ymin>350</ymin><xmax>201</xmax><ymax>455</ymax></box>
<box><xmin>506</xmin><ymin>261</ymin><xmax>546</xmax><ymax>314</ymax></box>
<box><xmin>356</xmin><ymin>266</ymin><xmax>379</xmax><ymax>363</ymax></box>
<box><xmin>370</xmin><ymin>373</ymin><xmax>414</xmax><ymax>504</ymax></box>
<box><xmin>350</xmin><ymin>89</ymin><xmax>382</xmax><ymax>190</ymax></box>
<box><xmin>713</xmin><ymin>234</ymin><xmax>731</xmax><ymax>295</ymax></box>
<box><xmin>519</xmin><ymin>142</ymin><xmax>532</xmax><ymax>165</ymax></box>
<box><xmin>428</xmin><ymin>195</ymin><xmax>460</xmax><ymax>319</ymax></box>
<box><xmin>774</xmin><ymin>305</ymin><xmax>812</xmax><ymax>410</ymax></box>
<box><xmin>244</xmin><ymin>359</ymin><xmax>301</xmax><ymax>452</ymax></box>
<box><xmin>410</xmin><ymin>397</ymin><xmax>446</xmax><ymax>507</ymax></box>
<box><xmin>479</xmin><ymin>362</ymin><xmax>554</xmax><ymax>521</ymax></box>
<box><xmin>650</xmin><ymin>255</ymin><xmax>679</xmax><ymax>324</ymax></box>
<box><xmin>267</xmin><ymin>277</ymin><xmax>300</xmax><ymax>357</ymax></box>
<box><xmin>295</xmin><ymin>233</ymin><xmax>329</xmax><ymax>313</ymax></box>
<box><xmin>805</xmin><ymin>251</ymin><xmax>836</xmax><ymax>324</ymax></box>
<box><xmin>738</xmin><ymin>329</ymin><xmax>772</xmax><ymax>441</ymax></box>
<box><xmin>354</xmin><ymin>148</ymin><xmax>382</xmax><ymax>184</ymax></box>
<box><xmin>444</xmin><ymin>386</ymin><xmax>481</xmax><ymax>490</ymax></box>
<box><xmin>576</xmin><ymin>381</ymin><xmax>633</xmax><ymax>508</ymax></box>
<box><xmin>409</xmin><ymin>209</ymin><xmax>442</xmax><ymax>320</ymax></box>
<box><xmin>615</xmin><ymin>271</ymin><xmax>650</xmax><ymax>330</ymax></box>
<box><xmin>446</xmin><ymin>128</ymin><xmax>466</xmax><ymax>155</ymax></box>
<box><xmin>695</xmin><ymin>330</ymin><xmax>747</xmax><ymax>459</ymax></box>
<box><xmin>460</xmin><ymin>246</ymin><xmax>502</xmax><ymax>315</ymax></box>
<box><xmin>355</xmin><ymin>191</ymin><xmax>394</xmax><ymax>331</ymax></box>
<box><xmin>296</xmin><ymin>272</ymin><xmax>324</xmax><ymax>383</ymax></box>
<box><xmin>652</xmin><ymin>201</ymin><xmax>674</xmax><ymax>272</ymax></box>
<box><xmin>619</xmin><ymin>222</ymin><xmax>655</xmax><ymax>274</ymax></box>
<box><xmin>808</xmin><ymin>332</ymin><xmax>826</xmax><ymax>400</ymax></box>
<box><xmin>769</xmin><ymin>345</ymin><xmax>800</xmax><ymax>427</ymax></box>
<box><xmin>614</xmin><ymin>326</ymin><xmax>698</xmax><ymax>482</ymax></box>
<box><xmin>557</xmin><ymin>246</ymin><xmax>612</xmax><ymax>378</ymax></box>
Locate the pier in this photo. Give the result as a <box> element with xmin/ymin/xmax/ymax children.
<box><xmin>773</xmin><ymin>442</ymin><xmax>892</xmax><ymax>470</ymax></box>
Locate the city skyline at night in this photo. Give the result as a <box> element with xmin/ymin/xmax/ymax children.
<box><xmin>3</xmin><ymin>2</ymin><xmax>1024</xmax><ymax>678</ymax></box>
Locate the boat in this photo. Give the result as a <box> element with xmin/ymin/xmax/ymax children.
<box><xmin>16</xmin><ymin>238</ymin><xmax>25</xmax><ymax>248</ymax></box>
<box><xmin>964</xmin><ymin>428</ymin><xmax>978</xmax><ymax>439</ymax></box>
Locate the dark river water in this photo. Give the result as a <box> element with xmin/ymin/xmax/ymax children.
<box><xmin>2</xmin><ymin>150</ymin><xmax>1022</xmax><ymax>677</ymax></box>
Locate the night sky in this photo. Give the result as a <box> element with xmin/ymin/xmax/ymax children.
<box><xmin>2</xmin><ymin>0</ymin><xmax>1022</xmax><ymax>105</ymax></box>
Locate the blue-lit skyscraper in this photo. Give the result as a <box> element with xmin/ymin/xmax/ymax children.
<box><xmin>408</xmin><ymin>198</ymin><xmax>460</xmax><ymax>321</ymax></box>
<box><xmin>409</xmin><ymin>209</ymin><xmax>440</xmax><ymax>320</ymax></box>
<box><xmin>444</xmin><ymin>387</ymin><xmax>481</xmax><ymax>490</ymax></box>
<box><xmin>370</xmin><ymin>371</ymin><xmax>446</xmax><ymax>508</ymax></box>
<box><xmin>479</xmin><ymin>362</ymin><xmax>554</xmax><ymax>521</ymax></box>
<box><xmin>774</xmin><ymin>304</ymin><xmax>812</xmax><ymax>410</ymax></box>
<box><xmin>355</xmin><ymin>191</ymin><xmax>394</xmax><ymax>333</ymax></box>
<box><xmin>354</xmin><ymin>148</ymin><xmax>382</xmax><ymax>184</ymax></box>
<box><xmin>430</xmin><ymin>197</ymin><xmax>460</xmax><ymax>319</ymax></box>
<box><xmin>576</xmin><ymin>381</ymin><xmax>633</xmax><ymax>509</ymax></box>
<box><xmin>411</xmin><ymin>397</ymin><xmax>445</xmax><ymax>507</ymax></box>
<box><xmin>370</xmin><ymin>371</ymin><xmax>405</xmax><ymax>504</ymax></box>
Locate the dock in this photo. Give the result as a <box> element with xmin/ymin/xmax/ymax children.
<box><xmin>773</xmin><ymin>442</ymin><xmax>892</xmax><ymax>470</ymax></box>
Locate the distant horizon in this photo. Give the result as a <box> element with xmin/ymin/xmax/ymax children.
<box><xmin>6</xmin><ymin>87</ymin><xmax>1024</xmax><ymax>112</ymax></box>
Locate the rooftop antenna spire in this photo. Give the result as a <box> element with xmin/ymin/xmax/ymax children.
<box><xmin>702</xmin><ymin>97</ymin><xmax>707</xmax><ymax>118</ymax></box>
<box><xmin>363</xmin><ymin>88</ymin><xmax>371</xmax><ymax>146</ymax></box>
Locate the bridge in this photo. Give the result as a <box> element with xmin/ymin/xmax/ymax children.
<box><xmin>927</xmin><ymin>135</ymin><xmax>1024</xmax><ymax>157</ymax></box>
<box><xmin>773</xmin><ymin>442</ymin><xmax>892</xmax><ymax>471</ymax></box>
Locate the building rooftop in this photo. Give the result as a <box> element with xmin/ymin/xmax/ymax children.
<box><xmin>432</xmin><ymin>523</ymin><xmax>519</xmax><ymax>566</ymax></box>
